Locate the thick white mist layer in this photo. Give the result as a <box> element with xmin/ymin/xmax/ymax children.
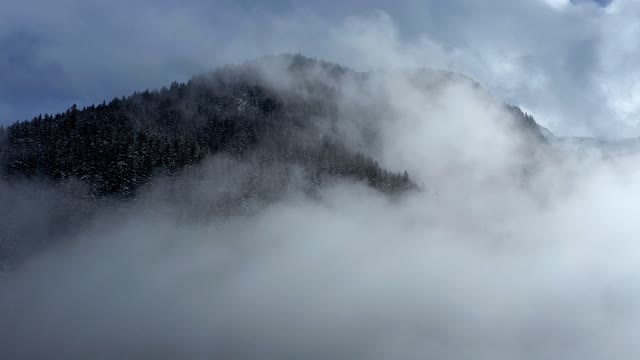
<box><xmin>3</xmin><ymin>47</ymin><xmax>640</xmax><ymax>360</ymax></box>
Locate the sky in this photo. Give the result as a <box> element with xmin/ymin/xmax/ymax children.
<box><xmin>0</xmin><ymin>0</ymin><xmax>636</xmax><ymax>137</ymax></box>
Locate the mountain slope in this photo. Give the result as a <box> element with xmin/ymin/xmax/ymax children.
<box><xmin>0</xmin><ymin>54</ymin><xmax>554</xmax><ymax>270</ymax></box>
<box><xmin>0</xmin><ymin>55</ymin><xmax>416</xmax><ymax>198</ymax></box>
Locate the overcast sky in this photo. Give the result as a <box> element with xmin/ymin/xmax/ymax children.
<box><xmin>1</xmin><ymin>0</ymin><xmax>637</xmax><ymax>137</ymax></box>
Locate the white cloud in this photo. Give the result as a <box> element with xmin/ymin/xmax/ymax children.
<box><xmin>2</xmin><ymin>0</ymin><xmax>640</xmax><ymax>136</ymax></box>
<box><xmin>539</xmin><ymin>0</ymin><xmax>572</xmax><ymax>10</ymax></box>
<box><xmin>5</xmin><ymin>12</ymin><xmax>640</xmax><ymax>357</ymax></box>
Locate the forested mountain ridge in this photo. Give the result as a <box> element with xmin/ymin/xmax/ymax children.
<box><xmin>0</xmin><ymin>54</ymin><xmax>552</xmax><ymax>271</ymax></box>
<box><xmin>0</xmin><ymin>55</ymin><xmax>416</xmax><ymax>198</ymax></box>
<box><xmin>0</xmin><ymin>54</ymin><xmax>548</xmax><ymax>198</ymax></box>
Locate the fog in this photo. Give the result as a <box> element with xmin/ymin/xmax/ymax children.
<box><xmin>3</xmin><ymin>39</ymin><xmax>640</xmax><ymax>360</ymax></box>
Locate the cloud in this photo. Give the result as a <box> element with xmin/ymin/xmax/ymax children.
<box><xmin>5</xmin><ymin>1</ymin><xmax>640</xmax><ymax>358</ymax></box>
<box><xmin>3</xmin><ymin>48</ymin><xmax>640</xmax><ymax>359</ymax></box>
<box><xmin>0</xmin><ymin>0</ymin><xmax>633</xmax><ymax>137</ymax></box>
<box><xmin>540</xmin><ymin>0</ymin><xmax>572</xmax><ymax>10</ymax></box>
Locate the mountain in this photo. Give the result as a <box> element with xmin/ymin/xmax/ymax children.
<box><xmin>0</xmin><ymin>55</ymin><xmax>415</xmax><ymax>198</ymax></box>
<box><xmin>0</xmin><ymin>54</ymin><xmax>550</xmax><ymax>269</ymax></box>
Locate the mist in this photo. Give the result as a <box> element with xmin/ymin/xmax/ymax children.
<box><xmin>3</xmin><ymin>15</ymin><xmax>640</xmax><ymax>360</ymax></box>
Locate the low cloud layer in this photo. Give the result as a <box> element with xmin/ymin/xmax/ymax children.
<box><xmin>2</xmin><ymin>56</ymin><xmax>640</xmax><ymax>359</ymax></box>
